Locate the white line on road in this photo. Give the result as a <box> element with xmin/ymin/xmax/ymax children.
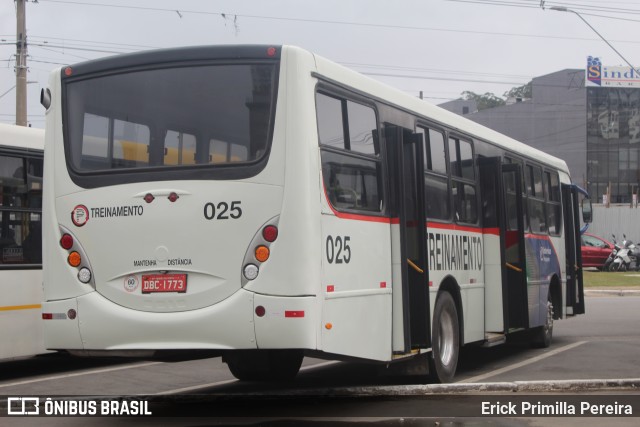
<box><xmin>155</xmin><ymin>360</ymin><xmax>340</xmax><ymax>395</ymax></box>
<box><xmin>458</xmin><ymin>341</ymin><xmax>587</xmax><ymax>383</ymax></box>
<box><xmin>0</xmin><ymin>361</ymin><xmax>163</xmax><ymax>389</ymax></box>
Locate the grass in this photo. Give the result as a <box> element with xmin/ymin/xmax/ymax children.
<box><xmin>583</xmin><ymin>270</ymin><xmax>640</xmax><ymax>288</ymax></box>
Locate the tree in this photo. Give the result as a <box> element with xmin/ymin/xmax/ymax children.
<box><xmin>461</xmin><ymin>91</ymin><xmax>506</xmax><ymax>111</ymax></box>
<box><xmin>504</xmin><ymin>81</ymin><xmax>532</xmax><ymax>100</ymax></box>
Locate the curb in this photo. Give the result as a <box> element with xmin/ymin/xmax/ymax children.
<box><xmin>585</xmin><ymin>289</ymin><xmax>640</xmax><ymax>296</ymax></box>
<box><xmin>235</xmin><ymin>379</ymin><xmax>640</xmax><ymax>397</ymax></box>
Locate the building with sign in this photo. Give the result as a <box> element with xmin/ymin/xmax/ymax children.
<box><xmin>440</xmin><ymin>58</ymin><xmax>640</xmax><ymax>206</ymax></box>
<box><xmin>586</xmin><ymin>57</ymin><xmax>640</xmax><ymax>204</ymax></box>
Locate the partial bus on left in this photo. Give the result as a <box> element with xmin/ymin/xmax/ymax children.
<box><xmin>0</xmin><ymin>123</ymin><xmax>49</xmax><ymax>360</ymax></box>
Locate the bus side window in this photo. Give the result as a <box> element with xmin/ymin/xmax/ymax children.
<box><xmin>316</xmin><ymin>92</ymin><xmax>382</xmax><ymax>213</ymax></box>
<box><xmin>417</xmin><ymin>126</ymin><xmax>450</xmax><ymax>220</ymax></box>
<box><xmin>545</xmin><ymin>171</ymin><xmax>562</xmax><ymax>235</ymax></box>
<box><xmin>0</xmin><ymin>154</ymin><xmax>43</xmax><ymax>266</ymax></box>
<box><xmin>527</xmin><ymin>164</ymin><xmax>547</xmax><ymax>234</ymax></box>
<box><xmin>449</xmin><ymin>137</ymin><xmax>477</xmax><ymax>224</ymax></box>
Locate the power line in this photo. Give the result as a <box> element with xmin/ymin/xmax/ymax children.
<box><xmin>33</xmin><ymin>0</ymin><xmax>640</xmax><ymax>45</ymax></box>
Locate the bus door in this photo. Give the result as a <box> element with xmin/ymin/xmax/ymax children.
<box><xmin>562</xmin><ymin>184</ymin><xmax>586</xmax><ymax>316</ymax></box>
<box><xmin>385</xmin><ymin>125</ymin><xmax>430</xmax><ymax>352</ymax></box>
<box><xmin>501</xmin><ymin>163</ymin><xmax>529</xmax><ymax>330</ymax></box>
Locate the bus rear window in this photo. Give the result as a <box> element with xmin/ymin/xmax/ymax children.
<box><xmin>64</xmin><ymin>63</ymin><xmax>277</xmax><ymax>175</ymax></box>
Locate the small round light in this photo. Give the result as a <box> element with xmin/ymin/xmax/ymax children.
<box><xmin>67</xmin><ymin>309</ymin><xmax>77</xmax><ymax>320</ymax></box>
<box><xmin>68</xmin><ymin>251</ymin><xmax>81</xmax><ymax>267</ymax></box>
<box><xmin>60</xmin><ymin>234</ymin><xmax>74</xmax><ymax>250</ymax></box>
<box><xmin>64</xmin><ymin>67</ymin><xmax>73</xmax><ymax>76</ymax></box>
<box><xmin>78</xmin><ymin>267</ymin><xmax>92</xmax><ymax>284</ymax></box>
<box><xmin>168</xmin><ymin>192</ymin><xmax>179</xmax><ymax>202</ymax></box>
<box><xmin>262</xmin><ymin>225</ymin><xmax>278</xmax><ymax>242</ymax></box>
<box><xmin>267</xmin><ymin>47</ymin><xmax>276</xmax><ymax>57</ymax></box>
<box><xmin>243</xmin><ymin>264</ymin><xmax>259</xmax><ymax>280</ymax></box>
<box><xmin>255</xmin><ymin>245</ymin><xmax>270</xmax><ymax>262</ymax></box>
<box><xmin>255</xmin><ymin>306</ymin><xmax>266</xmax><ymax>317</ymax></box>
<box><xmin>325</xmin><ymin>323</ymin><xmax>333</xmax><ymax>330</ymax></box>
<box><xmin>144</xmin><ymin>193</ymin><xmax>155</xmax><ymax>203</ymax></box>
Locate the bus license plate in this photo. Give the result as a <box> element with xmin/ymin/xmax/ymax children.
<box><xmin>141</xmin><ymin>274</ymin><xmax>187</xmax><ymax>293</ymax></box>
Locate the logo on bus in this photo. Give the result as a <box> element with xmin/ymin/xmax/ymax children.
<box><xmin>124</xmin><ymin>275</ymin><xmax>139</xmax><ymax>292</ymax></box>
<box><xmin>71</xmin><ymin>205</ymin><xmax>89</xmax><ymax>227</ymax></box>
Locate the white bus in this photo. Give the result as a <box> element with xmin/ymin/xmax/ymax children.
<box><xmin>41</xmin><ymin>45</ymin><xmax>590</xmax><ymax>382</ymax></box>
<box><xmin>0</xmin><ymin>123</ymin><xmax>47</xmax><ymax>360</ymax></box>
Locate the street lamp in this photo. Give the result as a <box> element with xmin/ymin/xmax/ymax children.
<box><xmin>549</xmin><ymin>6</ymin><xmax>640</xmax><ymax>75</ymax></box>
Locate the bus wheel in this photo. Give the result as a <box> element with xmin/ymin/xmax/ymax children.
<box><xmin>224</xmin><ymin>350</ymin><xmax>303</xmax><ymax>381</ymax></box>
<box><xmin>531</xmin><ymin>295</ymin><xmax>554</xmax><ymax>348</ymax></box>
<box><xmin>428</xmin><ymin>292</ymin><xmax>459</xmax><ymax>383</ymax></box>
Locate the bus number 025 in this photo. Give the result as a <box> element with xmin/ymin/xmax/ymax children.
<box><xmin>204</xmin><ymin>201</ymin><xmax>242</xmax><ymax>220</ymax></box>
<box><xmin>326</xmin><ymin>235</ymin><xmax>351</xmax><ymax>264</ymax></box>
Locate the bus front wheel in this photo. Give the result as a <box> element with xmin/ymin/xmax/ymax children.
<box><xmin>224</xmin><ymin>349</ymin><xmax>304</xmax><ymax>381</ymax></box>
<box><xmin>428</xmin><ymin>292</ymin><xmax>460</xmax><ymax>383</ymax></box>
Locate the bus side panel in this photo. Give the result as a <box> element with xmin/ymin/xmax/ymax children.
<box><xmin>245</xmin><ymin>46</ymin><xmax>322</xmax><ymax>299</ymax></box>
<box><xmin>427</xmin><ymin>227</ymin><xmax>485</xmax><ymax>344</ymax></box>
<box><xmin>42</xmin><ymin>299</ymin><xmax>83</xmax><ymax>350</ymax></box>
<box><xmin>253</xmin><ymin>295</ymin><xmax>317</xmax><ymax>349</ymax></box>
<box><xmin>0</xmin><ymin>270</ymin><xmax>48</xmax><ymax>358</ymax></box>
<box><xmin>483</xmin><ymin>233</ymin><xmax>504</xmax><ymax>332</ymax></box>
<box><xmin>319</xmin><ymin>214</ymin><xmax>392</xmax><ymax>361</ymax></box>
<box><xmin>524</xmin><ymin>235</ymin><xmax>561</xmax><ymax>328</ymax></box>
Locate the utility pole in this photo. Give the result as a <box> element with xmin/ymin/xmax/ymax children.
<box><xmin>15</xmin><ymin>0</ymin><xmax>28</xmax><ymax>127</ymax></box>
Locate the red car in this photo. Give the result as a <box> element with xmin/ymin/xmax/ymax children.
<box><xmin>581</xmin><ymin>233</ymin><xmax>614</xmax><ymax>269</ymax></box>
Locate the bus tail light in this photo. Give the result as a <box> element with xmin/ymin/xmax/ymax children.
<box><xmin>240</xmin><ymin>216</ymin><xmax>279</xmax><ymax>285</ymax></box>
<box><xmin>262</xmin><ymin>225</ymin><xmax>278</xmax><ymax>242</ymax></box>
<box><xmin>59</xmin><ymin>226</ymin><xmax>95</xmax><ymax>289</ymax></box>
<box><xmin>255</xmin><ymin>245</ymin><xmax>270</xmax><ymax>262</ymax></box>
<box><xmin>78</xmin><ymin>267</ymin><xmax>92</xmax><ymax>284</ymax></box>
<box><xmin>243</xmin><ymin>264</ymin><xmax>259</xmax><ymax>281</ymax></box>
<box><xmin>60</xmin><ymin>234</ymin><xmax>74</xmax><ymax>249</ymax></box>
<box><xmin>68</xmin><ymin>251</ymin><xmax>82</xmax><ymax>267</ymax></box>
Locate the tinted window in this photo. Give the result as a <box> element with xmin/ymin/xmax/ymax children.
<box><xmin>65</xmin><ymin>63</ymin><xmax>277</xmax><ymax>173</ymax></box>
<box><xmin>417</xmin><ymin>126</ymin><xmax>450</xmax><ymax>220</ymax></box>
<box><xmin>418</xmin><ymin>127</ymin><xmax>447</xmax><ymax>174</ymax></box>
<box><xmin>316</xmin><ymin>93</ymin><xmax>345</xmax><ymax>149</ymax></box>
<box><xmin>452</xmin><ymin>181</ymin><xmax>477</xmax><ymax>224</ymax></box>
<box><xmin>450</xmin><ymin>137</ymin><xmax>474</xmax><ymax>180</ymax></box>
<box><xmin>164</xmin><ymin>131</ymin><xmax>196</xmax><ymax>166</ymax></box>
<box><xmin>425</xmin><ymin>174</ymin><xmax>450</xmax><ymax>220</ymax></box>
<box><xmin>0</xmin><ymin>154</ymin><xmax>43</xmax><ymax>266</ymax></box>
<box><xmin>321</xmin><ymin>151</ymin><xmax>382</xmax><ymax>212</ymax></box>
<box><xmin>545</xmin><ymin>171</ymin><xmax>562</xmax><ymax>235</ymax></box>
<box><xmin>317</xmin><ymin>91</ymin><xmax>382</xmax><ymax>213</ymax></box>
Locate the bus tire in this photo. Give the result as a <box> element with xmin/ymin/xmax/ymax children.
<box><xmin>530</xmin><ymin>294</ymin><xmax>554</xmax><ymax>348</ymax></box>
<box><xmin>428</xmin><ymin>292</ymin><xmax>459</xmax><ymax>383</ymax></box>
<box><xmin>224</xmin><ymin>349</ymin><xmax>304</xmax><ymax>381</ymax></box>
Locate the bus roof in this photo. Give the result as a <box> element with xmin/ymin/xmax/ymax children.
<box><xmin>0</xmin><ymin>123</ymin><xmax>44</xmax><ymax>152</ymax></box>
<box><xmin>307</xmin><ymin>47</ymin><xmax>570</xmax><ymax>175</ymax></box>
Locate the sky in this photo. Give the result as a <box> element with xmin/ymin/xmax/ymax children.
<box><xmin>1</xmin><ymin>0</ymin><xmax>639</xmax><ymax>128</ymax></box>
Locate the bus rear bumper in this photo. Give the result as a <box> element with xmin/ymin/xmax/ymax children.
<box><xmin>43</xmin><ymin>290</ymin><xmax>319</xmax><ymax>352</ymax></box>
<box><xmin>43</xmin><ymin>289</ymin><xmax>258</xmax><ymax>351</ymax></box>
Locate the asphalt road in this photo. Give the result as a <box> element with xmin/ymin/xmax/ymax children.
<box><xmin>1</xmin><ymin>296</ymin><xmax>639</xmax><ymax>425</ymax></box>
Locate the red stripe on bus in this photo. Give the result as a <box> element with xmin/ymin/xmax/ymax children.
<box><xmin>331</xmin><ymin>211</ymin><xmax>392</xmax><ymax>223</ymax></box>
<box><xmin>483</xmin><ymin>227</ymin><xmax>500</xmax><ymax>236</ymax></box>
<box><xmin>322</xmin><ymin>184</ymin><xmax>392</xmax><ymax>223</ymax></box>
<box><xmin>525</xmin><ymin>233</ymin><xmax>552</xmax><ymax>241</ymax></box>
<box><xmin>285</xmin><ymin>311</ymin><xmax>305</xmax><ymax>318</ymax></box>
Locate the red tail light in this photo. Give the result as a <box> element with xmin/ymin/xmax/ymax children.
<box><xmin>262</xmin><ymin>225</ymin><xmax>278</xmax><ymax>242</ymax></box>
<box><xmin>60</xmin><ymin>234</ymin><xmax>73</xmax><ymax>249</ymax></box>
